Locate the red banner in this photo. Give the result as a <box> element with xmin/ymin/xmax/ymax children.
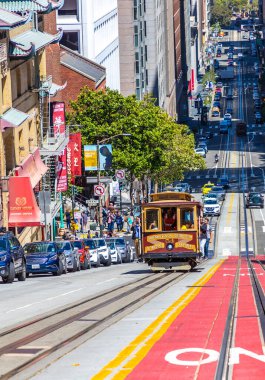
<box><xmin>57</xmin><ymin>148</ymin><xmax>68</xmax><ymax>192</ymax></box>
<box><xmin>67</xmin><ymin>132</ymin><xmax>82</xmax><ymax>183</ymax></box>
<box><xmin>50</xmin><ymin>102</ymin><xmax>66</xmax><ymax>138</ymax></box>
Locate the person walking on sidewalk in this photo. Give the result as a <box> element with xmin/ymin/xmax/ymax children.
<box><xmin>107</xmin><ymin>210</ymin><xmax>115</xmax><ymax>233</ymax></box>
<box><xmin>126</xmin><ymin>213</ymin><xmax>133</xmax><ymax>234</ymax></box>
<box><xmin>204</xmin><ymin>217</ymin><xmax>212</xmax><ymax>258</ymax></box>
<box><xmin>116</xmin><ymin>211</ymin><xmax>124</xmax><ymax>232</ymax></box>
<box><xmin>132</xmin><ymin>217</ymin><xmax>142</xmax><ymax>262</ymax></box>
<box><xmin>199</xmin><ymin>219</ymin><xmax>207</xmax><ymax>258</ymax></box>
<box><xmin>81</xmin><ymin>211</ymin><xmax>88</xmax><ymax>232</ymax></box>
<box><xmin>65</xmin><ymin>211</ymin><xmax>71</xmax><ymax>229</ymax></box>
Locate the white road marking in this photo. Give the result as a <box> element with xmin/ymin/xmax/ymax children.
<box><xmin>96</xmin><ymin>278</ymin><xmax>117</xmax><ymax>285</ymax></box>
<box><xmin>222</xmin><ymin>248</ymin><xmax>232</xmax><ymax>256</ymax></box>
<box><xmin>5</xmin><ymin>288</ymin><xmax>84</xmax><ymax>313</ymax></box>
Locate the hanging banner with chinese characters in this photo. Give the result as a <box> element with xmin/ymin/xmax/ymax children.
<box><xmin>67</xmin><ymin>132</ymin><xmax>82</xmax><ymax>183</ymax></box>
<box><xmin>50</xmin><ymin>102</ymin><xmax>66</xmax><ymax>138</ymax></box>
<box><xmin>57</xmin><ymin>148</ymin><xmax>68</xmax><ymax>192</ymax></box>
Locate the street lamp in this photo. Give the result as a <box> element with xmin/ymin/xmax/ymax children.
<box><xmin>96</xmin><ymin>133</ymin><xmax>131</xmax><ymax>235</ymax></box>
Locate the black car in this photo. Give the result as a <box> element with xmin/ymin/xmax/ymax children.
<box><xmin>246</xmin><ymin>192</ymin><xmax>264</xmax><ymax>208</ymax></box>
<box><xmin>0</xmin><ymin>231</ymin><xmax>26</xmax><ymax>283</ymax></box>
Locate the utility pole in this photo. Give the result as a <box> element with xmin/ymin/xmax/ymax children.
<box><xmin>71</xmin><ymin>185</ymin><xmax>75</xmax><ymax>220</ymax></box>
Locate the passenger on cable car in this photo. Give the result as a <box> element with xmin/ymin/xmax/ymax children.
<box><xmin>163</xmin><ymin>208</ymin><xmax>177</xmax><ymax>230</ymax></box>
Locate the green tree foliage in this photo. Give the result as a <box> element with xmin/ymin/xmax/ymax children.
<box><xmin>211</xmin><ymin>0</ymin><xmax>232</xmax><ymax>26</ymax></box>
<box><xmin>67</xmin><ymin>88</ymin><xmax>205</xmax><ymax>184</ymax></box>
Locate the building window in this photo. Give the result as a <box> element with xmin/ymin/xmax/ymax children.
<box><xmin>145</xmin><ymin>45</ymin><xmax>148</xmax><ymax>62</ymax></box>
<box><xmin>146</xmin><ymin>69</ymin><xmax>148</xmax><ymax>86</ymax></box>
<box><xmin>141</xmin><ymin>47</ymin><xmax>144</xmax><ymax>67</ymax></box>
<box><xmin>134</xmin><ymin>0</ymin><xmax>138</xmax><ymax>20</ymax></box>
<box><xmin>16</xmin><ymin>68</ymin><xmax>21</xmax><ymax>97</ymax></box>
<box><xmin>60</xmin><ymin>31</ymin><xmax>80</xmax><ymax>52</ymax></box>
<box><xmin>135</xmin><ymin>52</ymin><xmax>139</xmax><ymax>74</ymax></box>
<box><xmin>134</xmin><ymin>25</ymin><xmax>138</xmax><ymax>47</ymax></box>
<box><xmin>58</xmin><ymin>0</ymin><xmax>78</xmax><ymax>16</ymax></box>
<box><xmin>144</xmin><ymin>21</ymin><xmax>147</xmax><ymax>37</ymax></box>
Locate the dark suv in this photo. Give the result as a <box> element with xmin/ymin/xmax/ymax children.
<box><xmin>0</xmin><ymin>231</ymin><xmax>26</xmax><ymax>283</ymax></box>
<box><xmin>246</xmin><ymin>192</ymin><xmax>264</xmax><ymax>208</ymax></box>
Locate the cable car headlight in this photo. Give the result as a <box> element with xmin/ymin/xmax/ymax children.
<box><xmin>166</xmin><ymin>243</ymin><xmax>174</xmax><ymax>251</ymax></box>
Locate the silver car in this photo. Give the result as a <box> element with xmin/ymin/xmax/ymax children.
<box><xmin>56</xmin><ymin>241</ymin><xmax>80</xmax><ymax>272</ymax></box>
<box><xmin>107</xmin><ymin>237</ymin><xmax>132</xmax><ymax>263</ymax></box>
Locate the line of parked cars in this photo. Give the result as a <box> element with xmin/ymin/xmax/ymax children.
<box><xmin>0</xmin><ymin>232</ymin><xmax>134</xmax><ymax>284</ymax></box>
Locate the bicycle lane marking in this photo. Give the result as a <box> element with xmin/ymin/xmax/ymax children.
<box><xmin>91</xmin><ymin>259</ymin><xmax>227</xmax><ymax>380</ymax></box>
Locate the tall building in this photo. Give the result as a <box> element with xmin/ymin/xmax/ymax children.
<box><xmin>118</xmin><ymin>0</ymin><xmax>179</xmax><ymax>118</ymax></box>
<box><xmin>57</xmin><ymin>0</ymin><xmax>120</xmax><ymax>90</ymax></box>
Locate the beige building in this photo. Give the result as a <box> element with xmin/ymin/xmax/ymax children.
<box><xmin>0</xmin><ymin>1</ymin><xmax>64</xmax><ymax>244</ymax></box>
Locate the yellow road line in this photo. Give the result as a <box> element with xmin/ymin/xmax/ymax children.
<box><xmin>226</xmin><ymin>193</ymin><xmax>235</xmax><ymax>225</ymax></box>
<box><xmin>91</xmin><ymin>260</ymin><xmax>225</xmax><ymax>380</ymax></box>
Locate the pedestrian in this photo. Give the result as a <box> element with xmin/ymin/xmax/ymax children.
<box><xmin>116</xmin><ymin>211</ymin><xmax>124</xmax><ymax>232</ymax></box>
<box><xmin>107</xmin><ymin>210</ymin><xmax>115</xmax><ymax>233</ymax></box>
<box><xmin>95</xmin><ymin>209</ymin><xmax>99</xmax><ymax>225</ymax></box>
<box><xmin>81</xmin><ymin>211</ymin><xmax>88</xmax><ymax>232</ymax></box>
<box><xmin>132</xmin><ymin>217</ymin><xmax>142</xmax><ymax>262</ymax></box>
<box><xmin>199</xmin><ymin>219</ymin><xmax>207</xmax><ymax>258</ymax></box>
<box><xmin>126</xmin><ymin>213</ymin><xmax>133</xmax><ymax>233</ymax></box>
<box><xmin>95</xmin><ymin>232</ymin><xmax>99</xmax><ymax>238</ymax></box>
<box><xmin>65</xmin><ymin>210</ymin><xmax>71</xmax><ymax>229</ymax></box>
<box><xmin>87</xmin><ymin>230</ymin><xmax>91</xmax><ymax>239</ymax></box>
<box><xmin>204</xmin><ymin>218</ymin><xmax>212</xmax><ymax>258</ymax></box>
<box><xmin>102</xmin><ymin>206</ymin><xmax>108</xmax><ymax>227</ymax></box>
<box><xmin>90</xmin><ymin>208</ymin><xmax>95</xmax><ymax>222</ymax></box>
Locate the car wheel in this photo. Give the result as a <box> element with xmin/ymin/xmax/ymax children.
<box><xmin>82</xmin><ymin>257</ymin><xmax>89</xmax><ymax>270</ymax></box>
<box><xmin>53</xmin><ymin>260</ymin><xmax>63</xmax><ymax>276</ymax></box>
<box><xmin>26</xmin><ymin>273</ymin><xmax>30</xmax><ymax>278</ymax></box>
<box><xmin>95</xmin><ymin>257</ymin><xmax>100</xmax><ymax>268</ymax></box>
<box><xmin>17</xmin><ymin>262</ymin><xmax>26</xmax><ymax>281</ymax></box>
<box><xmin>2</xmin><ymin>262</ymin><xmax>15</xmax><ymax>283</ymax></box>
<box><xmin>72</xmin><ymin>258</ymin><xmax>78</xmax><ymax>272</ymax></box>
<box><xmin>105</xmin><ymin>256</ymin><xmax>111</xmax><ymax>266</ymax></box>
<box><xmin>63</xmin><ymin>260</ymin><xmax>67</xmax><ymax>274</ymax></box>
<box><xmin>119</xmin><ymin>255</ymin><xmax>122</xmax><ymax>264</ymax></box>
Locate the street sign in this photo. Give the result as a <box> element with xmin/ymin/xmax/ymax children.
<box><xmin>86</xmin><ymin>176</ymin><xmax>112</xmax><ymax>184</ymax></box>
<box><xmin>94</xmin><ymin>184</ymin><xmax>105</xmax><ymax>196</ymax></box>
<box><xmin>115</xmin><ymin>169</ymin><xmax>125</xmax><ymax>180</ymax></box>
<box><xmin>86</xmin><ymin>199</ymin><xmax>99</xmax><ymax>206</ymax></box>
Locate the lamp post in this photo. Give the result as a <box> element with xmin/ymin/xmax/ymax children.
<box><xmin>96</xmin><ymin>134</ymin><xmax>131</xmax><ymax>236</ymax></box>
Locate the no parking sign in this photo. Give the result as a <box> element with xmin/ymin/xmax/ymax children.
<box><xmin>94</xmin><ymin>184</ymin><xmax>105</xmax><ymax>196</ymax></box>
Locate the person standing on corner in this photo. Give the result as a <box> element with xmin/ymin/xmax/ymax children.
<box><xmin>132</xmin><ymin>217</ymin><xmax>142</xmax><ymax>262</ymax></box>
<box><xmin>204</xmin><ymin>218</ymin><xmax>212</xmax><ymax>259</ymax></box>
<box><xmin>65</xmin><ymin>210</ymin><xmax>71</xmax><ymax>229</ymax></box>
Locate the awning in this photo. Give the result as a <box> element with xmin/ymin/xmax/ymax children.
<box><xmin>8</xmin><ymin>177</ymin><xmax>41</xmax><ymax>227</ymax></box>
<box><xmin>14</xmin><ymin>148</ymin><xmax>48</xmax><ymax>188</ymax></box>
<box><xmin>0</xmin><ymin>107</ymin><xmax>29</xmax><ymax>130</ymax></box>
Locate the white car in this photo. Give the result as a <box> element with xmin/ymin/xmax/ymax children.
<box><xmin>203</xmin><ymin>199</ymin><xmax>221</xmax><ymax>216</ymax></box>
<box><xmin>83</xmin><ymin>238</ymin><xmax>100</xmax><ymax>267</ymax></box>
<box><xmin>224</xmin><ymin>113</ymin><xmax>232</xmax><ymax>120</ymax></box>
<box><xmin>94</xmin><ymin>238</ymin><xmax>111</xmax><ymax>266</ymax></box>
<box><xmin>106</xmin><ymin>241</ymin><xmax>122</xmax><ymax>264</ymax></box>
<box><xmin>203</xmin><ymin>193</ymin><xmax>220</xmax><ymax>204</ymax></box>
<box><xmin>195</xmin><ymin>148</ymin><xmax>206</xmax><ymax>157</ymax></box>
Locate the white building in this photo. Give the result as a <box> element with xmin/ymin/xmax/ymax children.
<box><xmin>57</xmin><ymin>0</ymin><xmax>120</xmax><ymax>90</ymax></box>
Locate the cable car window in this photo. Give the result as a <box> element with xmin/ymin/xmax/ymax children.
<box><xmin>162</xmin><ymin>208</ymin><xmax>177</xmax><ymax>231</ymax></box>
<box><xmin>145</xmin><ymin>209</ymin><xmax>159</xmax><ymax>231</ymax></box>
<box><xmin>180</xmin><ymin>208</ymin><xmax>194</xmax><ymax>229</ymax></box>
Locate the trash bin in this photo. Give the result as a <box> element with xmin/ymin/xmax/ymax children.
<box><xmin>90</xmin><ymin>223</ymin><xmax>97</xmax><ymax>231</ymax></box>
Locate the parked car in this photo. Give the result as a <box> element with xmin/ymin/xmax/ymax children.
<box><xmin>226</xmin><ymin>107</ymin><xmax>233</xmax><ymax>115</ymax></box>
<box><xmin>82</xmin><ymin>238</ymin><xmax>100</xmax><ymax>267</ymax></box>
<box><xmin>72</xmin><ymin>240</ymin><xmax>91</xmax><ymax>270</ymax></box>
<box><xmin>195</xmin><ymin>148</ymin><xmax>206</xmax><ymax>157</ymax></box>
<box><xmin>107</xmin><ymin>237</ymin><xmax>132</xmax><ymax>263</ymax></box>
<box><xmin>0</xmin><ymin>231</ymin><xmax>26</xmax><ymax>283</ymax></box>
<box><xmin>197</xmin><ymin>142</ymin><xmax>208</xmax><ymax>153</ymax></box>
<box><xmin>94</xmin><ymin>238</ymin><xmax>111</xmax><ymax>266</ymax></box>
<box><xmin>203</xmin><ymin>199</ymin><xmax>221</xmax><ymax>216</ymax></box>
<box><xmin>255</xmin><ymin>112</ymin><xmax>262</xmax><ymax>123</ymax></box>
<box><xmin>212</xmin><ymin>108</ymin><xmax>220</xmax><ymax>117</ymax></box>
<box><xmin>213</xmin><ymin>101</ymin><xmax>221</xmax><ymax>109</ymax></box>
<box><xmin>56</xmin><ymin>241</ymin><xmax>80</xmax><ymax>272</ymax></box>
<box><xmin>106</xmin><ymin>241</ymin><xmax>122</xmax><ymax>264</ymax></box>
<box><xmin>205</xmin><ymin>132</ymin><xmax>213</xmax><ymax>139</ymax></box>
<box><xmin>174</xmin><ymin>182</ymin><xmax>192</xmax><ymax>193</ymax></box>
<box><xmin>214</xmin><ymin>93</ymin><xmax>221</xmax><ymax>101</ymax></box>
<box><xmin>203</xmin><ymin>193</ymin><xmax>220</xmax><ymax>204</ymax></box>
<box><xmin>24</xmin><ymin>241</ymin><xmax>67</xmax><ymax>276</ymax></box>
<box><xmin>246</xmin><ymin>192</ymin><xmax>264</xmax><ymax>208</ymax></box>
<box><xmin>216</xmin><ymin>82</ymin><xmax>223</xmax><ymax>88</ymax></box>
<box><xmin>210</xmin><ymin>185</ymin><xmax>226</xmax><ymax>201</ymax></box>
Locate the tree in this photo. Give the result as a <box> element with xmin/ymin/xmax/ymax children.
<box><xmin>67</xmin><ymin>88</ymin><xmax>205</xmax><ymax>185</ymax></box>
<box><xmin>211</xmin><ymin>0</ymin><xmax>232</xmax><ymax>26</ymax></box>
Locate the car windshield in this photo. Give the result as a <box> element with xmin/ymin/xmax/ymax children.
<box><xmin>24</xmin><ymin>243</ymin><xmax>56</xmax><ymax>254</ymax></box>
<box><xmin>204</xmin><ymin>200</ymin><xmax>217</xmax><ymax>205</ymax></box>
<box><xmin>205</xmin><ymin>185</ymin><xmax>213</xmax><ymax>188</ymax></box>
<box><xmin>95</xmin><ymin>239</ymin><xmax>106</xmax><ymax>247</ymax></box>
<box><xmin>114</xmin><ymin>238</ymin><xmax>125</xmax><ymax>246</ymax></box>
<box><xmin>107</xmin><ymin>242</ymin><xmax>115</xmax><ymax>249</ymax></box>
<box><xmin>212</xmin><ymin>186</ymin><xmax>223</xmax><ymax>191</ymax></box>
<box><xmin>72</xmin><ymin>241</ymin><xmax>82</xmax><ymax>249</ymax></box>
<box><xmin>0</xmin><ymin>239</ymin><xmax>6</xmax><ymax>252</ymax></box>
<box><xmin>83</xmin><ymin>239</ymin><xmax>96</xmax><ymax>249</ymax></box>
<box><xmin>57</xmin><ymin>242</ymin><xmax>71</xmax><ymax>250</ymax></box>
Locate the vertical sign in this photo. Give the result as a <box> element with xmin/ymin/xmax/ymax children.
<box><xmin>84</xmin><ymin>145</ymin><xmax>98</xmax><ymax>171</ymax></box>
<box><xmin>57</xmin><ymin>148</ymin><xmax>68</xmax><ymax>192</ymax></box>
<box><xmin>50</xmin><ymin>102</ymin><xmax>66</xmax><ymax>138</ymax></box>
<box><xmin>67</xmin><ymin>132</ymin><xmax>82</xmax><ymax>183</ymax></box>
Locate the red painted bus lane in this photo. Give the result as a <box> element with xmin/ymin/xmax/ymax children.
<box><xmin>123</xmin><ymin>258</ymin><xmax>238</xmax><ymax>380</ymax></box>
<box><xmin>232</xmin><ymin>258</ymin><xmax>265</xmax><ymax>380</ymax></box>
